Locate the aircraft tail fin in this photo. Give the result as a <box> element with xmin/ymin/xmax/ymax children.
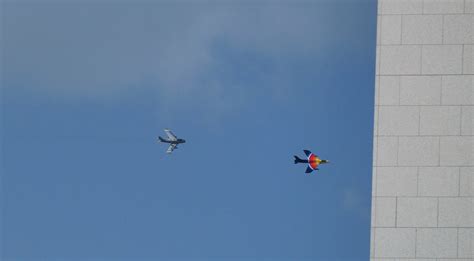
<box><xmin>305</xmin><ymin>166</ymin><xmax>314</xmax><ymax>173</ymax></box>
<box><xmin>158</xmin><ymin>136</ymin><xmax>166</xmax><ymax>142</ymax></box>
<box><xmin>294</xmin><ymin>155</ymin><xmax>303</xmax><ymax>164</ymax></box>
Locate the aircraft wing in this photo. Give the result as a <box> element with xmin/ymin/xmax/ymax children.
<box><xmin>164</xmin><ymin>129</ymin><xmax>177</xmax><ymax>141</ymax></box>
<box><xmin>166</xmin><ymin>143</ymin><xmax>177</xmax><ymax>154</ymax></box>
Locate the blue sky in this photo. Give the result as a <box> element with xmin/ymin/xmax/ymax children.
<box><xmin>2</xmin><ymin>1</ymin><xmax>377</xmax><ymax>260</ymax></box>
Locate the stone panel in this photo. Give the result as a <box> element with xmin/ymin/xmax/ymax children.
<box><xmin>419</xmin><ymin>106</ymin><xmax>461</xmax><ymax>135</ymax></box>
<box><xmin>440</xmin><ymin>136</ymin><xmax>474</xmax><ymax>166</ymax></box>
<box><xmin>377</xmin><ymin>137</ymin><xmax>399</xmax><ymax>166</ymax></box>
<box><xmin>402</xmin><ymin>15</ymin><xmax>443</xmax><ymax>44</ymax></box>
<box><xmin>461</xmin><ymin>106</ymin><xmax>473</xmax><ymax>135</ymax></box>
<box><xmin>396</xmin><ymin>197</ymin><xmax>438</xmax><ymax>227</ymax></box>
<box><xmin>374</xmin><ymin>228</ymin><xmax>416</xmax><ymax>258</ymax></box>
<box><xmin>416</xmin><ymin>228</ymin><xmax>458</xmax><ymax>258</ymax></box>
<box><xmin>381</xmin><ymin>45</ymin><xmax>422</xmax><ymax>75</ymax></box>
<box><xmin>458</xmin><ymin>228</ymin><xmax>474</xmax><ymax>258</ymax></box>
<box><xmin>400</xmin><ymin>76</ymin><xmax>441</xmax><ymax>105</ymax></box>
<box><xmin>381</xmin><ymin>15</ymin><xmax>402</xmax><ymax>45</ymax></box>
<box><xmin>398</xmin><ymin>137</ymin><xmax>439</xmax><ymax>166</ymax></box>
<box><xmin>441</xmin><ymin>75</ymin><xmax>473</xmax><ymax>105</ymax></box>
<box><xmin>463</xmin><ymin>45</ymin><xmax>474</xmax><ymax>74</ymax></box>
<box><xmin>443</xmin><ymin>15</ymin><xmax>474</xmax><ymax>44</ymax></box>
<box><xmin>467</xmin><ymin>0</ymin><xmax>474</xmax><ymax>13</ymax></box>
<box><xmin>373</xmin><ymin>197</ymin><xmax>397</xmax><ymax>227</ymax></box>
<box><xmin>418</xmin><ymin>167</ymin><xmax>459</xmax><ymax>196</ymax></box>
<box><xmin>379</xmin><ymin>0</ymin><xmax>423</xmax><ymax>14</ymax></box>
<box><xmin>378</xmin><ymin>76</ymin><xmax>400</xmax><ymax>105</ymax></box>
<box><xmin>379</xmin><ymin>106</ymin><xmax>419</xmax><ymax>135</ymax></box>
<box><xmin>376</xmin><ymin>167</ymin><xmax>418</xmax><ymax>196</ymax></box>
<box><xmin>422</xmin><ymin>45</ymin><xmax>463</xmax><ymax>75</ymax></box>
<box><xmin>438</xmin><ymin>197</ymin><xmax>474</xmax><ymax>227</ymax></box>
<box><xmin>423</xmin><ymin>0</ymin><xmax>464</xmax><ymax>14</ymax></box>
<box><xmin>460</xmin><ymin>167</ymin><xmax>474</xmax><ymax>196</ymax></box>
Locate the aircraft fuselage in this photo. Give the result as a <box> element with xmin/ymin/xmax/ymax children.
<box><xmin>159</xmin><ymin>137</ymin><xmax>186</xmax><ymax>144</ymax></box>
<box><xmin>295</xmin><ymin>159</ymin><xmax>328</xmax><ymax>164</ymax></box>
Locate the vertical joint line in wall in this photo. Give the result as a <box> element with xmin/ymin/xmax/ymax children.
<box><xmin>440</xmin><ymin>76</ymin><xmax>444</xmax><ymax>105</ymax></box>
<box><xmin>458</xmin><ymin>167</ymin><xmax>461</xmax><ymax>196</ymax></box>
<box><xmin>395</xmin><ymin>197</ymin><xmax>398</xmax><ymax>227</ymax></box>
<box><xmin>438</xmin><ymin>137</ymin><xmax>441</xmax><ymax>166</ymax></box>
<box><xmin>436</xmin><ymin>197</ymin><xmax>439</xmax><ymax>227</ymax></box>
<box><xmin>398</xmin><ymin>76</ymin><xmax>401</xmax><ymax>106</ymax></box>
<box><xmin>416</xmin><ymin>167</ymin><xmax>420</xmax><ymax>196</ymax></box>
<box><xmin>396</xmin><ymin>136</ymin><xmax>400</xmax><ymax>166</ymax></box>
<box><xmin>400</xmin><ymin>15</ymin><xmax>403</xmax><ymax>44</ymax></box>
<box><xmin>414</xmin><ymin>228</ymin><xmax>417</xmax><ymax>258</ymax></box>
<box><xmin>418</xmin><ymin>106</ymin><xmax>421</xmax><ymax>135</ymax></box>
<box><xmin>420</xmin><ymin>45</ymin><xmax>423</xmax><ymax>74</ymax></box>
<box><xmin>460</xmin><ymin>106</ymin><xmax>463</xmax><ymax>135</ymax></box>
<box><xmin>456</xmin><ymin>228</ymin><xmax>459</xmax><ymax>257</ymax></box>
<box><xmin>441</xmin><ymin>15</ymin><xmax>445</xmax><ymax>44</ymax></box>
<box><xmin>462</xmin><ymin>45</ymin><xmax>465</xmax><ymax>74</ymax></box>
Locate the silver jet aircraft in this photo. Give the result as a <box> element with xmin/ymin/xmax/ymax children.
<box><xmin>158</xmin><ymin>129</ymin><xmax>186</xmax><ymax>154</ymax></box>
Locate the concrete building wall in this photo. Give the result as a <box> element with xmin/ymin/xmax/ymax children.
<box><xmin>371</xmin><ymin>0</ymin><xmax>473</xmax><ymax>259</ymax></box>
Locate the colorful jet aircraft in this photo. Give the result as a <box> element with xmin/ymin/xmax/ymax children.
<box><xmin>294</xmin><ymin>150</ymin><xmax>329</xmax><ymax>173</ymax></box>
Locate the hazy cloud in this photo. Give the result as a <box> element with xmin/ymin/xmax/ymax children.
<box><xmin>2</xmin><ymin>2</ymin><xmax>367</xmax><ymax>120</ymax></box>
<box><xmin>4</xmin><ymin>4</ymin><xmax>335</xmax><ymax>87</ymax></box>
<box><xmin>341</xmin><ymin>187</ymin><xmax>370</xmax><ymax>218</ymax></box>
